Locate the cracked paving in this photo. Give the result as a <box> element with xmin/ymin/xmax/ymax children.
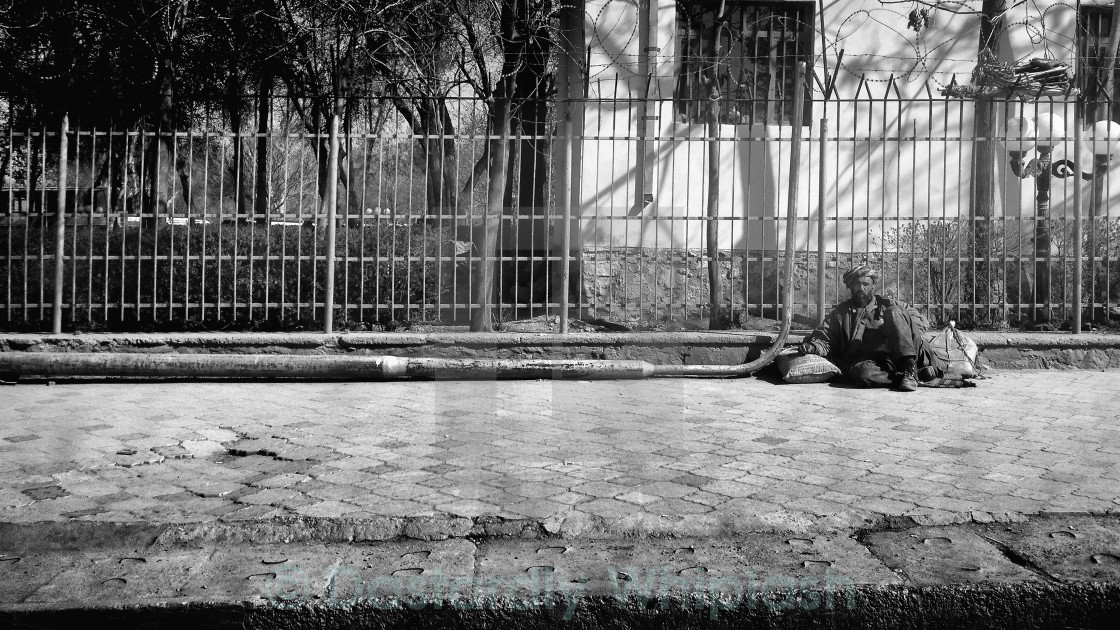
<box><xmin>0</xmin><ymin>370</ymin><xmax>1118</xmax><ymax>528</ymax></box>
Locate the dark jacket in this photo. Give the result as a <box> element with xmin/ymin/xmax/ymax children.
<box><xmin>802</xmin><ymin>295</ymin><xmax>943</xmax><ymax>374</ymax></box>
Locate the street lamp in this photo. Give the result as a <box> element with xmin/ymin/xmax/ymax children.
<box><xmin>1001</xmin><ymin>112</ymin><xmax>1064</xmax><ymax>329</ymax></box>
<box><xmin>1000</xmin><ymin>113</ymin><xmax>1118</xmax><ymax>329</ymax></box>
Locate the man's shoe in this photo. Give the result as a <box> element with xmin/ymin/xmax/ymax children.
<box><xmin>898</xmin><ymin>372</ymin><xmax>918</xmax><ymax>392</ymax></box>
<box><xmin>897</xmin><ymin>357</ymin><xmax>918</xmax><ymax>392</ymax></box>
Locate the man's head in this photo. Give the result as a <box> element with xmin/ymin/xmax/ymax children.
<box><xmin>843</xmin><ymin>265</ymin><xmax>878</xmax><ymax>306</ymax></box>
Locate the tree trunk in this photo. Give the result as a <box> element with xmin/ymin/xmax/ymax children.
<box><xmin>421</xmin><ymin>97</ymin><xmax>458</xmax><ymax>216</ymax></box>
<box><xmin>226</xmin><ymin>98</ymin><xmax>253</xmax><ymax>221</ymax></box>
<box><xmin>254</xmin><ymin>74</ymin><xmax>273</xmax><ymax>217</ymax></box>
<box><xmin>471</xmin><ymin>96</ymin><xmax>512</xmax><ymax>332</ymax></box>
<box><xmin>143</xmin><ymin>55</ymin><xmax>177</xmax><ymax>225</ymax></box>
<box><xmin>969</xmin><ymin>0</ymin><xmax>1006</xmax><ymax>321</ymax></box>
<box><xmin>971</xmin><ymin>0</ymin><xmax>1004</xmax><ymax>223</ymax></box>
<box><xmin>111</xmin><ymin>132</ymin><xmax>136</xmax><ymax>215</ymax></box>
<box><xmin>143</xmin><ymin>0</ymin><xmax>191</xmax><ymax>223</ymax></box>
<box><xmin>706</xmin><ymin>1</ymin><xmax>729</xmax><ymax>329</ymax></box>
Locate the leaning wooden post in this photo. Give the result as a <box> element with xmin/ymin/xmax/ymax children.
<box><xmin>323</xmin><ymin>112</ymin><xmax>340</xmax><ymax>333</ymax></box>
<box><xmin>786</xmin><ymin>62</ymin><xmax>806</xmax><ymax>327</ymax></box>
<box><xmin>52</xmin><ymin>113</ymin><xmax>69</xmax><ymax>334</ymax></box>
<box><xmin>816</xmin><ymin>115</ymin><xmax>828</xmax><ymax>324</ymax></box>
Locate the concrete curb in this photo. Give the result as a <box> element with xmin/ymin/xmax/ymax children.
<box><xmin>2</xmin><ymin>513</ymin><xmax>1118</xmax><ymax>629</ymax></box>
<box><xmin>3</xmin><ymin>331</ymin><xmax>1120</xmax><ymax>370</ymax></box>
<box><xmin>1</xmin><ymin>510</ymin><xmax>1114</xmax><ymax>549</ymax></box>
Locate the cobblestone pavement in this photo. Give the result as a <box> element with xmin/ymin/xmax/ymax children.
<box><xmin>0</xmin><ymin>371</ymin><xmax>1117</xmax><ymax>532</ymax></box>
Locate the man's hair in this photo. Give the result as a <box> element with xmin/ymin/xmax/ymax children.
<box><xmin>843</xmin><ymin>265</ymin><xmax>878</xmax><ymax>286</ymax></box>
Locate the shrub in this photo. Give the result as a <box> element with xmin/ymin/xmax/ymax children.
<box><xmin>0</xmin><ymin>217</ymin><xmax>451</xmax><ymax>332</ymax></box>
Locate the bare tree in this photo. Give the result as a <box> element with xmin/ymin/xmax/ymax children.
<box><xmin>449</xmin><ymin>0</ymin><xmax>557</xmax><ymax>332</ymax></box>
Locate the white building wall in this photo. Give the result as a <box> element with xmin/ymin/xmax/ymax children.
<box><xmin>573</xmin><ymin>0</ymin><xmax>1109</xmax><ymax>254</ymax></box>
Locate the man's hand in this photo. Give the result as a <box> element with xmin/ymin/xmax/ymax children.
<box><xmin>798</xmin><ymin>341</ymin><xmax>817</xmax><ymax>356</ymax></box>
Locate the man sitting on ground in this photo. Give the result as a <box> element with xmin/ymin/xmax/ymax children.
<box><xmin>799</xmin><ymin>265</ymin><xmax>944</xmax><ymax>392</ymax></box>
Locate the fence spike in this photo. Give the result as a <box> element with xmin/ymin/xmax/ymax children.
<box><xmin>882</xmin><ymin>75</ymin><xmax>896</xmax><ymax>101</ymax></box>
<box><xmin>811</xmin><ymin>68</ymin><xmax>827</xmax><ymax>94</ymax></box>
<box><xmin>826</xmin><ymin>49</ymin><xmax>845</xmax><ymax>100</ymax></box>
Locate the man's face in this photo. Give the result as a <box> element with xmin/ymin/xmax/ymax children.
<box><xmin>848</xmin><ymin>276</ymin><xmax>876</xmax><ymax>304</ymax></box>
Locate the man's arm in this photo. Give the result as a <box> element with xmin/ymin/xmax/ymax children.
<box><xmin>799</xmin><ymin>311</ymin><xmax>841</xmax><ymax>357</ymax></box>
<box><xmin>895</xmin><ymin>299</ymin><xmax>930</xmax><ymax>332</ymax></box>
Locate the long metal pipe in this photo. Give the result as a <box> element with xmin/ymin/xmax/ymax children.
<box><xmin>0</xmin><ymin>353</ymin><xmax>664</xmax><ymax>380</ymax></box>
<box><xmin>0</xmin><ymin>347</ymin><xmax>826</xmax><ymax>380</ymax></box>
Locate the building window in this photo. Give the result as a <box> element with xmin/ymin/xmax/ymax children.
<box><xmin>1078</xmin><ymin>4</ymin><xmax>1120</xmax><ymax>104</ymax></box>
<box><xmin>675</xmin><ymin>0</ymin><xmax>815</xmax><ymax>125</ymax></box>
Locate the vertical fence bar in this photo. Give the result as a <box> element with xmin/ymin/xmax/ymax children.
<box><xmin>201</xmin><ymin>129</ymin><xmax>209</xmax><ymax>321</ymax></box>
<box><xmin>557</xmin><ymin>96</ymin><xmax>573</xmax><ymax>333</ymax></box>
<box><xmin>52</xmin><ymin>114</ymin><xmax>69</xmax><ymax>334</ymax></box>
<box><xmin>90</xmin><ymin>127</ymin><xmax>99</xmax><ymax>322</ymax></box>
<box><xmin>1089</xmin><ymin>157</ymin><xmax>1106</xmax><ymax>324</ymax></box>
<box><xmin>1073</xmin><ymin>100</ymin><xmax>1084</xmax><ymax>334</ymax></box>
<box><xmin>357</xmin><ymin>130</ymin><xmax>369</xmax><ymax>324</ymax></box>
<box><xmin>120</xmin><ymin>130</ymin><xmax>129</xmax><ymax>322</ymax></box>
<box><xmin>184</xmin><ymin>129</ymin><xmax>194</xmax><ymax>321</ymax></box>
<box><xmin>151</xmin><ymin>126</ymin><xmax>160</xmax><ymax>318</ymax></box>
<box><xmin>168</xmin><ymin>129</ymin><xmax>177</xmax><ymax>322</ymax></box>
<box><xmin>5</xmin><ymin>121</ymin><xmax>13</xmax><ymax>323</ymax></box>
<box><xmin>341</xmin><ymin>121</ymin><xmax>351</xmax><ymax>326</ymax></box>
<box><xmin>323</xmin><ymin>112</ymin><xmax>340</xmax><ymax>333</ymax></box>
<box><xmin>295</xmin><ymin>128</ymin><xmax>306</xmax><ymax>321</ymax></box>
<box><xmin>232</xmin><ymin>129</ymin><xmax>241</xmax><ymax>320</ymax></box>
<box><xmin>38</xmin><ymin>126</ymin><xmax>47</xmax><ymax>322</ymax></box>
<box><xmin>374</xmin><ymin>133</ymin><xmax>384</xmax><ymax>322</ymax></box>
<box><xmin>71</xmin><ymin>124</ymin><xmax>80</xmax><ymax>328</ymax></box>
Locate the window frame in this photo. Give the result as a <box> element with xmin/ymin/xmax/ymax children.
<box><xmin>674</xmin><ymin>0</ymin><xmax>816</xmax><ymax>127</ymax></box>
<box><xmin>1077</xmin><ymin>3</ymin><xmax>1119</xmax><ymax>102</ymax></box>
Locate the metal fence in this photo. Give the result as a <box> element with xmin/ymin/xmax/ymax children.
<box><xmin>2</xmin><ymin>85</ymin><xmax>1118</xmax><ymax>333</ymax></box>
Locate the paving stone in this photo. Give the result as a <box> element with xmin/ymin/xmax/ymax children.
<box><xmin>252</xmin><ymin>472</ymin><xmax>311</xmax><ymax>489</ymax></box>
<box><xmin>570</xmin><ymin>481</ymin><xmax>628</xmax><ymax>499</ymax></box>
<box><xmin>237</xmin><ymin>488</ymin><xmax>303</xmax><ymax>506</ymax></box>
<box><xmin>578</xmin><ymin>498</ymin><xmax>640</xmax><ymax>520</ymax></box>
<box><xmin>547</xmin><ymin>491</ymin><xmax>591</xmax><ymax>506</ymax></box>
<box><xmin>179</xmin><ymin>478</ymin><xmax>243</xmax><ymax>498</ymax></box>
<box><xmin>21</xmin><ymin>485</ymin><xmax>70</xmax><ymax>501</ymax></box>
<box><xmin>505</xmin><ymin>498</ymin><xmax>567</xmax><ymax>519</ymax></box>
<box><xmin>617</xmin><ymin>491</ymin><xmax>663</xmax><ymax>506</ymax></box>
<box><xmin>700</xmin><ymin>480</ymin><xmax>758</xmax><ymax>499</ymax></box>
<box><xmin>108</xmin><ymin>451</ymin><xmax>165</xmax><ymax>468</ymax></box>
<box><xmin>439</xmin><ymin>483</ymin><xmax>499</xmax><ymax>501</ymax></box>
<box><xmin>0</xmin><ymin>372</ymin><xmax>1116</xmax><ymax>529</ymax></box>
<box><xmin>294</xmin><ymin>500</ymin><xmax>358</xmax><ymax>518</ymax></box>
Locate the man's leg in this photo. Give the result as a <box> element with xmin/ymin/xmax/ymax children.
<box><xmin>882</xmin><ymin>307</ymin><xmax>923</xmax><ymax>391</ymax></box>
<box><xmin>882</xmin><ymin>306</ymin><xmax>923</xmax><ymax>358</ymax></box>
<box><xmin>847</xmin><ymin>360</ymin><xmax>893</xmax><ymax>388</ymax></box>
